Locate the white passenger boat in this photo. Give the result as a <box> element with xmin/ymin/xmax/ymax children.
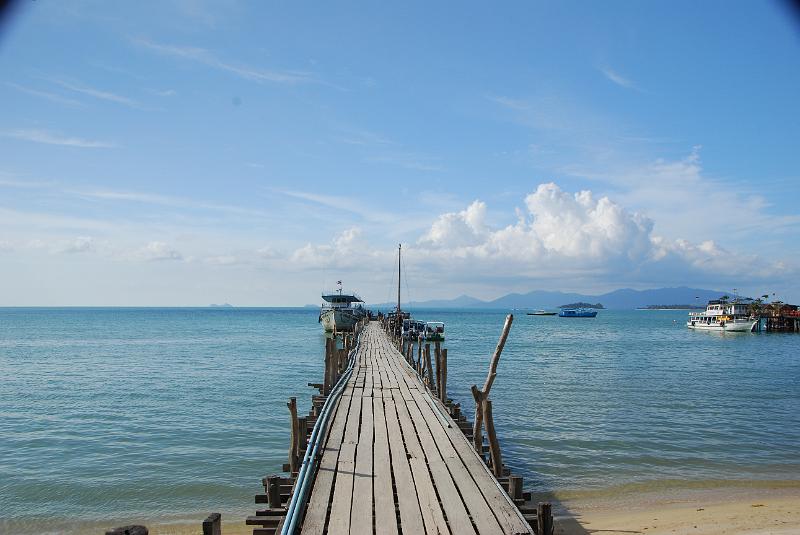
<box><xmin>319</xmin><ymin>284</ymin><xmax>367</xmax><ymax>333</ymax></box>
<box><xmin>687</xmin><ymin>299</ymin><xmax>757</xmax><ymax>332</ymax></box>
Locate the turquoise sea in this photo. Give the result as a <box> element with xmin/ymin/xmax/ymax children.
<box><xmin>1</xmin><ymin>307</ymin><xmax>799</xmax><ymax>532</ymax></box>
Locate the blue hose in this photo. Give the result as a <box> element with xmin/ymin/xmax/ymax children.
<box><xmin>280</xmin><ymin>329</ymin><xmax>362</xmax><ymax>534</ymax></box>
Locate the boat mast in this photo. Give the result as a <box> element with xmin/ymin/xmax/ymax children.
<box><xmin>397</xmin><ymin>243</ymin><xmax>402</xmax><ymax>314</ymax></box>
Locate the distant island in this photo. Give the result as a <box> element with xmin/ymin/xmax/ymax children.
<box><xmin>559</xmin><ymin>302</ymin><xmax>604</xmax><ymax>309</ymax></box>
<box><xmin>638</xmin><ymin>304</ymin><xmax>704</xmax><ymax>310</ymax></box>
<box><xmin>209</xmin><ymin>303</ymin><xmax>233</xmax><ymax>308</ymax></box>
<box><xmin>371</xmin><ymin>286</ymin><xmax>725</xmax><ymax>310</ymax></box>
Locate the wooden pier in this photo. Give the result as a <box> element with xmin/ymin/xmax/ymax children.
<box><xmin>107</xmin><ymin>317</ymin><xmax>550</xmax><ymax>535</ymax></box>
<box><xmin>247</xmin><ymin>317</ymin><xmax>550</xmax><ymax>535</ymax></box>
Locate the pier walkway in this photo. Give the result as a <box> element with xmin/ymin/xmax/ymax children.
<box><xmin>299</xmin><ymin>322</ymin><xmax>532</xmax><ymax>535</ymax></box>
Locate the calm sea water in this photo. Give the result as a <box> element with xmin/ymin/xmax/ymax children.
<box><xmin>1</xmin><ymin>307</ymin><xmax>798</xmax><ymax>531</ymax></box>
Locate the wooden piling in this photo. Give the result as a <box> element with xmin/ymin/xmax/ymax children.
<box><xmin>424</xmin><ymin>343</ymin><xmax>435</xmax><ymax>389</ymax></box>
<box><xmin>287</xmin><ymin>397</ymin><xmax>299</xmax><ymax>473</ymax></box>
<box><xmin>439</xmin><ymin>348</ymin><xmax>448</xmax><ymax>403</ymax></box>
<box><xmin>537</xmin><ymin>502</ymin><xmax>553</xmax><ymax>535</ymax></box>
<box><xmin>509</xmin><ymin>475</ymin><xmax>523</xmax><ymax>501</ymax></box>
<box><xmin>202</xmin><ymin>513</ymin><xmax>222</xmax><ymax>535</ymax></box>
<box><xmin>265</xmin><ymin>475</ymin><xmax>282</xmax><ymax>508</ymax></box>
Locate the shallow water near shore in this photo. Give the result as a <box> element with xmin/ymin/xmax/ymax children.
<box><xmin>1</xmin><ymin>307</ymin><xmax>798</xmax><ymax>532</ymax></box>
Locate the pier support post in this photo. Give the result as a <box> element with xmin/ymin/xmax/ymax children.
<box><xmin>439</xmin><ymin>348</ymin><xmax>448</xmax><ymax>403</ymax></box>
<box><xmin>287</xmin><ymin>397</ymin><xmax>299</xmax><ymax>473</ymax></box>
<box><xmin>537</xmin><ymin>502</ymin><xmax>554</xmax><ymax>535</ymax></box>
<box><xmin>265</xmin><ymin>475</ymin><xmax>282</xmax><ymax>508</ymax></box>
<box><xmin>298</xmin><ymin>416</ymin><xmax>308</xmax><ymax>455</ymax></box>
<box><xmin>424</xmin><ymin>344</ymin><xmax>434</xmax><ymax>389</ymax></box>
<box><xmin>417</xmin><ymin>337</ymin><xmax>423</xmax><ymax>372</ymax></box>
<box><xmin>323</xmin><ymin>338</ymin><xmax>333</xmax><ymax>395</ymax></box>
<box><xmin>508</xmin><ymin>475</ymin><xmax>523</xmax><ymax>501</ymax></box>
<box><xmin>202</xmin><ymin>513</ymin><xmax>222</xmax><ymax>535</ymax></box>
<box><xmin>434</xmin><ymin>342</ymin><xmax>442</xmax><ymax>395</ymax></box>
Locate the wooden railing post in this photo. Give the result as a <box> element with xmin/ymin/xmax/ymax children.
<box><xmin>287</xmin><ymin>397</ymin><xmax>299</xmax><ymax>473</ymax></box>
<box><xmin>202</xmin><ymin>513</ymin><xmax>222</xmax><ymax>535</ymax></box>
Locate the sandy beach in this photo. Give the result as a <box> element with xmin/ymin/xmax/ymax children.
<box><xmin>96</xmin><ymin>484</ymin><xmax>799</xmax><ymax>535</ymax></box>
<box><xmin>556</xmin><ymin>485</ymin><xmax>800</xmax><ymax>535</ymax></box>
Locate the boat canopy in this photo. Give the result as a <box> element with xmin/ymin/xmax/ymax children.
<box><xmin>321</xmin><ymin>293</ymin><xmax>363</xmax><ymax>304</ymax></box>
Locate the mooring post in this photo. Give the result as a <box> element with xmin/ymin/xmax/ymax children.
<box><xmin>471</xmin><ymin>314</ymin><xmax>514</xmax><ymax>455</ymax></box>
<box><xmin>202</xmin><ymin>513</ymin><xmax>222</xmax><ymax>535</ymax></box>
<box><xmin>537</xmin><ymin>502</ymin><xmax>554</xmax><ymax>535</ymax></box>
<box><xmin>440</xmin><ymin>348</ymin><xmax>448</xmax><ymax>403</ymax></box>
<box><xmin>105</xmin><ymin>526</ymin><xmax>148</xmax><ymax>535</ymax></box>
<box><xmin>287</xmin><ymin>397</ymin><xmax>299</xmax><ymax>473</ymax></box>
<box><xmin>417</xmin><ymin>337</ymin><xmax>423</xmax><ymax>372</ymax></box>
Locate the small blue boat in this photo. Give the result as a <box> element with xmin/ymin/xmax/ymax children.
<box><xmin>559</xmin><ymin>307</ymin><xmax>598</xmax><ymax>318</ymax></box>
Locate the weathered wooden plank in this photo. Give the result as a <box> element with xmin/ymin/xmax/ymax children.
<box><xmin>383</xmin><ymin>395</ymin><xmax>427</xmax><ymax>534</ymax></box>
<box><xmin>301</xmin><ymin>378</ymin><xmax>355</xmax><ymax>535</ymax></box>
<box><xmin>372</xmin><ymin>396</ymin><xmax>399</xmax><ymax>535</ymax></box>
<box><xmin>392</xmin><ymin>350</ymin><xmax>532</xmax><ymax>535</ymax></box>
<box><xmin>400</xmin><ymin>376</ymin><xmax>504</xmax><ymax>534</ymax></box>
<box><xmin>351</xmin><ymin>396</ymin><xmax>374</xmax><ymax>535</ymax></box>
<box><xmin>390</xmin><ymin>387</ymin><xmax>450</xmax><ymax>535</ymax></box>
<box><xmin>326</xmin><ymin>380</ymin><xmax>364</xmax><ymax>535</ymax></box>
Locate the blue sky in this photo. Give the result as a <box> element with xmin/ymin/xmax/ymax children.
<box><xmin>1</xmin><ymin>0</ymin><xmax>798</xmax><ymax>306</ymax></box>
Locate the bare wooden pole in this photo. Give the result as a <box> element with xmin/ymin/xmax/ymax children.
<box><xmin>287</xmin><ymin>397</ymin><xmax>299</xmax><ymax>473</ymax></box>
<box><xmin>471</xmin><ymin>314</ymin><xmax>514</xmax><ymax>455</ymax></box>
<box><xmin>483</xmin><ymin>399</ymin><xmax>503</xmax><ymax>477</ymax></box>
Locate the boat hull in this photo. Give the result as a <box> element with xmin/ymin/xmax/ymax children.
<box><xmin>687</xmin><ymin>319</ymin><xmax>757</xmax><ymax>332</ymax></box>
<box><xmin>320</xmin><ymin>309</ymin><xmax>360</xmax><ymax>332</ymax></box>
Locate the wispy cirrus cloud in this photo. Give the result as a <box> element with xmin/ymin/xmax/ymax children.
<box><xmin>5</xmin><ymin>82</ymin><xmax>84</xmax><ymax>107</ymax></box>
<box><xmin>2</xmin><ymin>129</ymin><xmax>116</xmax><ymax>148</ymax></box>
<box><xmin>134</xmin><ymin>37</ymin><xmax>315</xmax><ymax>84</ymax></box>
<box><xmin>52</xmin><ymin>78</ymin><xmax>144</xmax><ymax>109</ymax></box>
<box><xmin>598</xmin><ymin>65</ymin><xmax>637</xmax><ymax>90</ymax></box>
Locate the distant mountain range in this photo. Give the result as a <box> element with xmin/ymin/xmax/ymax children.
<box><xmin>372</xmin><ymin>287</ymin><xmax>729</xmax><ymax>310</ymax></box>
